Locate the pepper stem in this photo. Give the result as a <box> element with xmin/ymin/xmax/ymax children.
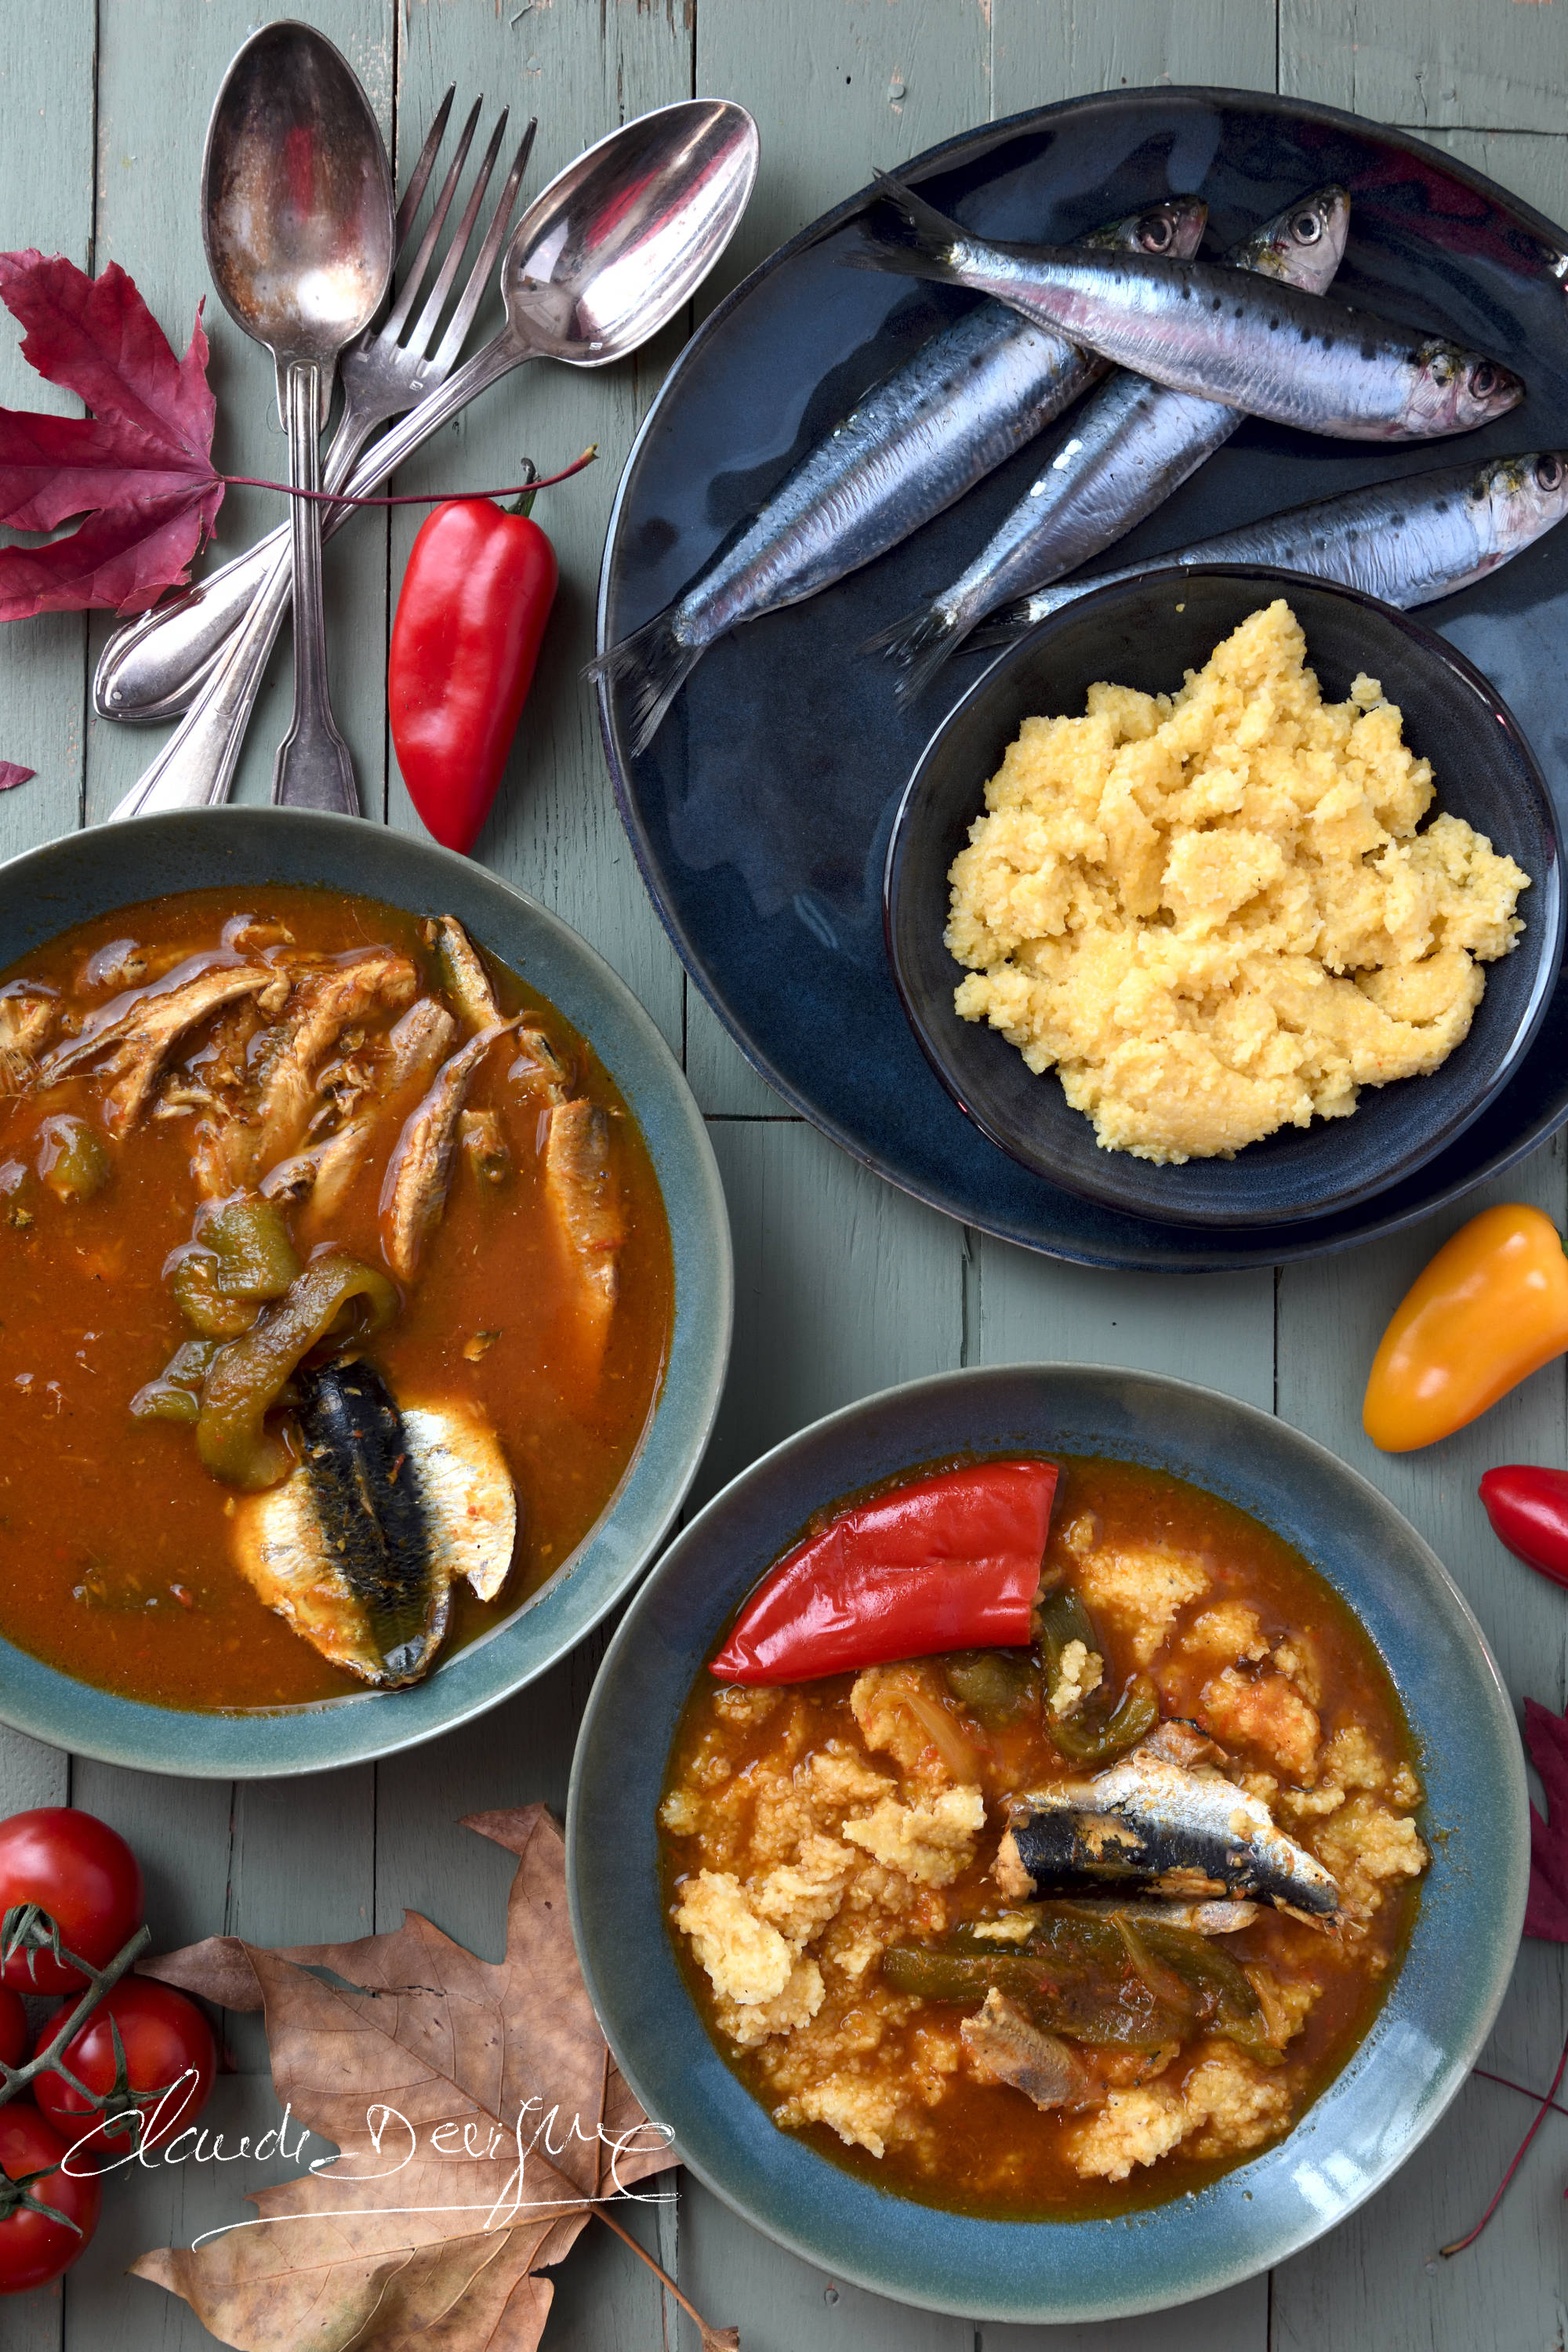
<box><xmin>506</xmin><ymin>460</ymin><xmax>540</xmax><ymax>521</ymax></box>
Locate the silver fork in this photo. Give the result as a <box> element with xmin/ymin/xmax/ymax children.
<box><xmin>97</xmin><ymin>93</ymin><xmax>535</xmax><ymax>734</ymax></box>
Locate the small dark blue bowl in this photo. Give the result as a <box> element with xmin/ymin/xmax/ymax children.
<box><xmin>884</xmin><ymin>569</ymin><xmax>1565</xmax><ymax>1228</ymax></box>
<box><xmin>568</xmin><ymin>1363</ymin><xmax>1526</xmax><ymax>2324</ymax></box>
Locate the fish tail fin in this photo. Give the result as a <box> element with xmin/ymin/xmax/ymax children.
<box><xmin>848</xmin><ymin>170</ymin><xmax>969</xmax><ymax>286</ymax></box>
<box><xmin>969</xmin><ymin>598</ymin><xmax>1037</xmax><ymax>651</ymax></box>
<box><xmin>583</xmin><ymin>607</ymin><xmax>701</xmax><ymax>755</ymax></box>
<box><xmin>861</xmin><ymin>599</ymin><xmax>975</xmax><ymax>701</ymax></box>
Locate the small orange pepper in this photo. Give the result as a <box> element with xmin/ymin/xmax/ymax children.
<box><xmin>1363</xmin><ymin>1203</ymin><xmax>1568</xmax><ymax>1452</ymax></box>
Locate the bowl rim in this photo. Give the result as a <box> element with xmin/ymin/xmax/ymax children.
<box><xmin>882</xmin><ymin>563</ymin><xmax>1567</xmax><ymax>1229</ymax></box>
<box><xmin>0</xmin><ymin>808</ymin><xmax>734</xmax><ymax>1779</ymax></box>
<box><xmin>567</xmin><ymin>1359</ymin><xmax>1528</xmax><ymax>2323</ymax></box>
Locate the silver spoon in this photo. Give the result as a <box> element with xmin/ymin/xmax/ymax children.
<box><xmin>111</xmin><ymin>99</ymin><xmax>758</xmax><ymax>822</ymax></box>
<box><xmin>201</xmin><ymin>21</ymin><xmax>394</xmax><ymax>815</ymax></box>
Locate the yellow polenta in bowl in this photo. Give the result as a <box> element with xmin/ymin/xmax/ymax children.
<box><xmin>882</xmin><ymin>568</ymin><xmax>1564</xmax><ymax>1228</ymax></box>
<box><xmin>946</xmin><ymin>601</ymin><xmax>1526</xmax><ymax>1167</ymax></box>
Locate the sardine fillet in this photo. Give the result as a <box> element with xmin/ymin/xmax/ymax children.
<box><xmin>235</xmin><ymin>948</ymin><xmax>418</xmax><ymax>1182</ymax></box>
<box><xmin>41</xmin><ymin>961</ymin><xmax>289</xmax><ymax>1134</ymax></box>
<box><xmin>379</xmin><ymin>1020</ymin><xmax>517</xmax><ymax>1283</ymax></box>
<box><xmin>543</xmin><ymin>1099</ymin><xmax>625</xmax><ymax>1379</ymax></box>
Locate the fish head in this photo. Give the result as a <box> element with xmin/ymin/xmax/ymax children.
<box><xmin>1472</xmin><ymin>449</ymin><xmax>1568</xmax><ymax>547</ymax></box>
<box><xmin>1084</xmin><ymin>195</ymin><xmax>1208</xmax><ymax>263</ymax></box>
<box><xmin>1232</xmin><ymin>184</ymin><xmax>1350</xmax><ymax>294</ymax></box>
<box><xmin>1406</xmin><ymin>339</ymin><xmax>1526</xmax><ymax>433</ymax></box>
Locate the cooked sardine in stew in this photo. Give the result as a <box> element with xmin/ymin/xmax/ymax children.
<box><xmin>661</xmin><ymin>1455</ymin><xmax>1426</xmax><ymax>2218</ymax></box>
<box><xmin>0</xmin><ymin>887</ymin><xmax>673</xmax><ymax>1710</ymax></box>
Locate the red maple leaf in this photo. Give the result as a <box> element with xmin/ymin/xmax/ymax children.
<box><xmin>1523</xmin><ymin>1697</ymin><xmax>1568</xmax><ymax>1939</ymax></box>
<box><xmin>0</xmin><ymin>761</ymin><xmax>33</xmax><ymax>790</ymax></box>
<box><xmin>0</xmin><ymin>251</ymin><xmax>223</xmax><ymax>620</ymax></box>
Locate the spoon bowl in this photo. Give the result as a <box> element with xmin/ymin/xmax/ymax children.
<box><xmin>201</xmin><ymin>19</ymin><xmax>395</xmax><ymax>404</ymax></box>
<box><xmin>497</xmin><ymin>100</ymin><xmax>760</xmax><ymax>365</ymax></box>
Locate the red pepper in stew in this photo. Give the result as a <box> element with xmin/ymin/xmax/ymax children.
<box><xmin>388</xmin><ymin>486</ymin><xmax>558</xmax><ymax>854</ymax></box>
<box><xmin>1479</xmin><ymin>1465</ymin><xmax>1568</xmax><ymax>1592</ymax></box>
<box><xmin>709</xmin><ymin>1460</ymin><xmax>1059</xmax><ymax>1684</ymax></box>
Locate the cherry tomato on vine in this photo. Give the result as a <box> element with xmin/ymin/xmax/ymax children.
<box><xmin>33</xmin><ymin>1979</ymin><xmax>215</xmax><ymax>2160</ymax></box>
<box><xmin>0</xmin><ymin>1988</ymin><xmax>26</xmax><ymax>2072</ymax></box>
<box><xmin>0</xmin><ymin>1809</ymin><xmax>143</xmax><ymax>1994</ymax></box>
<box><xmin>0</xmin><ymin>2102</ymin><xmax>100</xmax><ymax>2293</ymax></box>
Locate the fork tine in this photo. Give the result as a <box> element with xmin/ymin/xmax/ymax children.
<box><xmin>394</xmin><ymin>85</ymin><xmax>455</xmax><ymax>257</ymax></box>
<box><xmin>383</xmin><ymin>96</ymin><xmax>484</xmax><ymax>343</ymax></box>
<box><xmin>401</xmin><ymin>107</ymin><xmax>511</xmax><ymax>364</ymax></box>
<box><xmin>428</xmin><ymin>118</ymin><xmax>536</xmax><ymax>378</ymax></box>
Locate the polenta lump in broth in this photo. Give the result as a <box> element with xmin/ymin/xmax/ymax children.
<box><xmin>945</xmin><ymin>601</ymin><xmax>1526</xmax><ymax>1163</ymax></box>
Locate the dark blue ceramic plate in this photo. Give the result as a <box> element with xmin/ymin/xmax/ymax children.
<box><xmin>0</xmin><ymin>811</ymin><xmax>732</xmax><ymax>1778</ymax></box>
<box><xmin>568</xmin><ymin>1364</ymin><xmax>1526</xmax><ymax>2324</ymax></box>
<box><xmin>885</xmin><ymin>567</ymin><xmax>1564</xmax><ymax>1227</ymax></box>
<box><xmin>597</xmin><ymin>85</ymin><xmax>1568</xmax><ymax>1271</ymax></box>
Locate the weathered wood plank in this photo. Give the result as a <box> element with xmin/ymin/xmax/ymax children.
<box><xmin>971</xmin><ymin>1235</ymin><xmax>1276</xmax><ymax>1411</ymax></box>
<box><xmin>0</xmin><ymin>0</ymin><xmax>96</xmax><ymax>864</ymax></box>
<box><xmin>81</xmin><ymin>0</ymin><xmax>396</xmax><ymax>826</ymax></box>
<box><xmin>385</xmin><ymin>0</ymin><xmax>691</xmax><ymax>1062</ymax></box>
<box><xmin>696</xmin><ymin>1116</ymin><xmax>966</xmax><ymax>1510</ymax></box>
<box><xmin>1282</xmin><ymin>0</ymin><xmax>1568</xmax><ymax>132</ymax></box>
<box><xmin>992</xmin><ymin>0</ymin><xmax>1277</xmax><ymax>111</ymax></box>
<box><xmin>1273</xmin><ymin>1134</ymin><xmax>1568</xmax><ymax>2347</ymax></box>
<box><xmin>985</xmin><ymin>2276</ymin><xmax>1268</xmax><ymax>2352</ymax></box>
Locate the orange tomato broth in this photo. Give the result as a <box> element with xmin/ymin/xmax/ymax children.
<box><xmin>660</xmin><ymin>1454</ymin><xmax>1422</xmax><ymax>2221</ymax></box>
<box><xmin>0</xmin><ymin>885</ymin><xmax>673</xmax><ymax>1710</ymax></box>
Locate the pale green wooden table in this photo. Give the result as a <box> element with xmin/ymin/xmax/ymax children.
<box><xmin>2</xmin><ymin>2</ymin><xmax>1566</xmax><ymax>2345</ymax></box>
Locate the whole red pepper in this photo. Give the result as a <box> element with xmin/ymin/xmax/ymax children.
<box><xmin>389</xmin><ymin>486</ymin><xmax>557</xmax><ymax>854</ymax></box>
<box><xmin>1479</xmin><ymin>1465</ymin><xmax>1568</xmax><ymax>1591</ymax></box>
<box><xmin>710</xmin><ymin>1460</ymin><xmax>1058</xmax><ymax>1684</ymax></box>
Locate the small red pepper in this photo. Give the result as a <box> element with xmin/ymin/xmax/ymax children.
<box><xmin>709</xmin><ymin>1460</ymin><xmax>1059</xmax><ymax>1685</ymax></box>
<box><xmin>1479</xmin><ymin>1465</ymin><xmax>1568</xmax><ymax>1592</ymax></box>
<box><xmin>388</xmin><ymin>482</ymin><xmax>558</xmax><ymax>854</ymax></box>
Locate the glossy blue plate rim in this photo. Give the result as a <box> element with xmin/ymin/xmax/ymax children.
<box><xmin>595</xmin><ymin>82</ymin><xmax>1568</xmax><ymax>1274</ymax></box>
<box><xmin>0</xmin><ymin>809</ymin><xmax>733</xmax><ymax>1779</ymax></box>
<box><xmin>568</xmin><ymin>1363</ymin><xmax>1526</xmax><ymax>2324</ymax></box>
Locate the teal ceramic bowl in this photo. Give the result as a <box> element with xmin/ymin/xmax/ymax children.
<box><xmin>0</xmin><ymin>810</ymin><xmax>731</xmax><ymax>1778</ymax></box>
<box><xmin>568</xmin><ymin>1364</ymin><xmax>1526</xmax><ymax>2324</ymax></box>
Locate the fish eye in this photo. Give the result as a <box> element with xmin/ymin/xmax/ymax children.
<box><xmin>1471</xmin><ymin>361</ymin><xmax>1500</xmax><ymax>397</ymax></box>
<box><xmin>1290</xmin><ymin>211</ymin><xmax>1323</xmax><ymax>242</ymax></box>
<box><xmin>1145</xmin><ymin>217</ymin><xmax>1174</xmax><ymax>251</ymax></box>
<box><xmin>1537</xmin><ymin>455</ymin><xmax>1564</xmax><ymax>491</ymax></box>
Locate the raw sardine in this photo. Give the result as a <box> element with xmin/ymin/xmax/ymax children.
<box><xmin>977</xmin><ymin>449</ymin><xmax>1568</xmax><ymax>643</ymax></box>
<box><xmin>589</xmin><ymin>197</ymin><xmax>1208</xmax><ymax>753</ymax></box>
<box><xmin>869</xmin><ymin>187</ymin><xmax>1351</xmax><ymax>698</ymax></box>
<box><xmin>994</xmin><ymin>1743</ymin><xmax>1341</xmax><ymax>1920</ymax></box>
<box><xmin>230</xmin><ymin>1362</ymin><xmax>514</xmax><ymax>1686</ymax></box>
<box><xmin>856</xmin><ymin>173</ymin><xmax>1522</xmax><ymax>442</ymax></box>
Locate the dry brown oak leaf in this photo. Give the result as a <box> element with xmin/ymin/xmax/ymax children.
<box><xmin>133</xmin><ymin>1806</ymin><xmax>675</xmax><ymax>2352</ymax></box>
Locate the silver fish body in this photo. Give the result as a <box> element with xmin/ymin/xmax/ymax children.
<box><xmin>589</xmin><ymin>198</ymin><xmax>1207</xmax><ymax>754</ymax></box>
<box><xmin>982</xmin><ymin>450</ymin><xmax>1568</xmax><ymax>642</ymax></box>
<box><xmin>871</xmin><ymin>187</ymin><xmax>1352</xmax><ymax>698</ymax></box>
<box><xmin>230</xmin><ymin>1361</ymin><xmax>515</xmax><ymax>1688</ymax></box>
<box><xmin>994</xmin><ymin>1744</ymin><xmax>1341</xmax><ymax>1920</ymax></box>
<box><xmin>858</xmin><ymin>173</ymin><xmax>1522</xmax><ymax>443</ymax></box>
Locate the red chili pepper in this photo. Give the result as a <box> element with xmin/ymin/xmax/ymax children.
<box><xmin>709</xmin><ymin>1460</ymin><xmax>1059</xmax><ymax>1685</ymax></box>
<box><xmin>1479</xmin><ymin>1465</ymin><xmax>1568</xmax><ymax>1591</ymax></box>
<box><xmin>388</xmin><ymin>484</ymin><xmax>558</xmax><ymax>855</ymax></box>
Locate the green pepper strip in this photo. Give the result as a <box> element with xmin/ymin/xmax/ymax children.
<box><xmin>884</xmin><ymin>1907</ymin><xmax>1273</xmax><ymax>2059</ymax></box>
<box><xmin>129</xmin><ymin>1339</ymin><xmax>219</xmax><ymax>1427</ymax></box>
<box><xmin>36</xmin><ymin>1116</ymin><xmax>111</xmax><ymax>1205</ymax></box>
<box><xmin>1036</xmin><ymin>1588</ymin><xmax>1160</xmax><ymax>1765</ymax></box>
<box><xmin>941</xmin><ymin>1650</ymin><xmax>1037</xmax><ymax>1729</ymax></box>
<box><xmin>200</xmin><ymin>1194</ymin><xmax>303</xmax><ymax>1299</ymax></box>
<box><xmin>196</xmin><ymin>1254</ymin><xmax>398</xmax><ymax>1490</ymax></box>
<box><xmin>172</xmin><ymin>1251</ymin><xmax>259</xmax><ymax>1341</ymax></box>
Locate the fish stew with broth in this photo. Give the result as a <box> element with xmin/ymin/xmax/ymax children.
<box><xmin>0</xmin><ymin>887</ymin><xmax>673</xmax><ymax>1710</ymax></box>
<box><xmin>661</xmin><ymin>1457</ymin><xmax>1427</xmax><ymax>2219</ymax></box>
